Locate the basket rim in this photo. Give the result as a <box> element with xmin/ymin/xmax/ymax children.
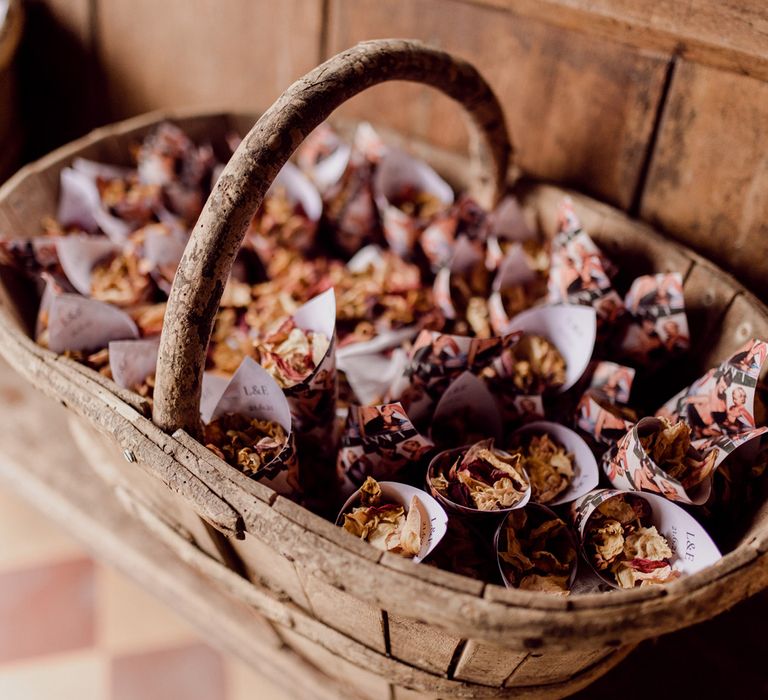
<box><xmin>0</xmin><ymin>108</ymin><xmax>766</xmax><ymax>647</ymax></box>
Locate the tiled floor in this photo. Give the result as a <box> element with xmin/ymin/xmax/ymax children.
<box><xmin>0</xmin><ymin>486</ymin><xmax>292</xmax><ymax>700</ymax></box>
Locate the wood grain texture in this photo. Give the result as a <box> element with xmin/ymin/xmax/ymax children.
<box><xmin>641</xmin><ymin>61</ymin><xmax>768</xmax><ymax>299</ymax></box>
<box><xmin>453</xmin><ymin>640</ymin><xmax>527</xmax><ymax>685</ymax></box>
<box><xmin>327</xmin><ymin>0</ymin><xmax>669</xmax><ymax>209</ymax></box>
<box><xmin>387</xmin><ymin>613</ymin><xmax>462</xmax><ymax>674</ymax></box>
<box><xmin>95</xmin><ymin>0</ymin><xmax>324</xmax><ymax>118</ymax></box>
<box><xmin>469</xmin><ymin>0</ymin><xmax>768</xmax><ymax>82</ymax></box>
<box><xmin>682</xmin><ymin>257</ymin><xmax>740</xmax><ymax>364</ymax></box>
<box><xmin>506</xmin><ymin>647</ymin><xmax>613</xmax><ymax>687</ymax></box>
<box><xmin>229</xmin><ymin>533</ymin><xmax>314</xmax><ymax>613</ymax></box>
<box><xmin>68</xmin><ymin>415</ymin><xmax>237</xmax><ymax>568</ymax></box>
<box><xmin>295</xmin><ymin>566</ymin><xmax>388</xmax><ymax>653</ymax></box>
<box><xmin>278</xmin><ymin>629</ymin><xmax>394</xmax><ymax>700</ymax></box>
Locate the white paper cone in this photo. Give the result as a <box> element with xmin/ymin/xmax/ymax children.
<box><xmin>373</xmin><ymin>149</ymin><xmax>454</xmax><ymax>256</ymax></box>
<box><xmin>571</xmin><ymin>489</ymin><xmax>721</xmax><ymax>589</ymax></box>
<box><xmin>55</xmin><ymin>235</ymin><xmax>120</xmax><ymax>296</ymax></box>
<box><xmin>504</xmin><ymin>304</ymin><xmax>597</xmax><ymax>393</ymax></box>
<box><xmin>44</xmin><ymin>293</ymin><xmax>139</xmax><ymax>353</ymax></box>
<box><xmin>336</xmin><ymin>481</ymin><xmax>448</xmax><ymax>563</ymax></box>
<box><xmin>510</xmin><ymin>420</ymin><xmax>600</xmax><ymax>505</ymax></box>
<box><xmin>430</xmin><ymin>371</ymin><xmax>503</xmax><ymax>447</ymax></box>
<box><xmin>109</xmin><ymin>336</ymin><xmax>160</xmax><ymax>389</ymax></box>
<box><xmin>268</xmin><ymin>160</ymin><xmax>323</xmax><ymax>223</ymax></box>
<box><xmin>427</xmin><ymin>444</ymin><xmax>532</xmax><ymax>516</ymax></box>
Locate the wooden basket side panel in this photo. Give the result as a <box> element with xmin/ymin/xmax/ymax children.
<box><xmin>279</xmin><ymin>627</ymin><xmax>393</xmax><ymax>700</ymax></box>
<box><xmin>386</xmin><ymin>613</ymin><xmax>463</xmax><ymax>675</ymax></box>
<box><xmin>67</xmin><ymin>415</ymin><xmax>234</xmax><ymax>567</ymax></box>
<box><xmin>505</xmin><ymin>647</ymin><xmax>613</xmax><ymax>687</ymax></box>
<box><xmin>452</xmin><ymin>639</ymin><xmax>528</xmax><ymax>686</ymax></box>
<box><xmin>229</xmin><ymin>532</ymin><xmax>314</xmax><ymax>613</ymax></box>
<box><xmin>295</xmin><ymin>565</ymin><xmax>387</xmax><ymax>654</ymax></box>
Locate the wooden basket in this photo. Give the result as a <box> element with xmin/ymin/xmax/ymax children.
<box><xmin>1</xmin><ymin>40</ymin><xmax>768</xmax><ymax>699</ymax></box>
<box><xmin>0</xmin><ymin>0</ymin><xmax>23</xmax><ymax>182</ymax></box>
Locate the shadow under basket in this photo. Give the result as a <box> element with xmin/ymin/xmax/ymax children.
<box><xmin>1</xmin><ymin>41</ymin><xmax>768</xmax><ymax>700</ymax></box>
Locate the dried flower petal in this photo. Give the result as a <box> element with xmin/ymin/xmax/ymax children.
<box><xmin>498</xmin><ymin>508</ymin><xmax>576</xmax><ymax>594</ymax></box>
<box><xmin>584</xmin><ymin>494</ymin><xmax>676</xmax><ymax>588</ymax></box>
<box><xmin>431</xmin><ymin>439</ymin><xmax>529</xmax><ymax>511</ymax></box>
<box><xmin>342</xmin><ymin>478</ymin><xmax>422</xmax><ymax>558</ymax></box>
<box><xmin>496</xmin><ymin>334</ymin><xmax>566</xmax><ymax>394</ymax></box>
<box><xmin>253</xmin><ymin>318</ymin><xmax>330</xmax><ymax>388</ymax></box>
<box><xmin>639</xmin><ymin>417</ymin><xmax>718</xmax><ymax>489</ymax></box>
<box><xmin>204</xmin><ymin>413</ymin><xmax>287</xmax><ymax>476</ymax></box>
<box><xmin>516</xmin><ymin>434</ymin><xmax>574</xmax><ymax>504</ymax></box>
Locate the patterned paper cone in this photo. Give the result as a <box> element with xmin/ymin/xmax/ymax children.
<box><xmin>618</xmin><ymin>272</ymin><xmax>690</xmax><ymax>366</ymax></box>
<box><xmin>338</xmin><ymin>401</ymin><xmax>433</xmax><ymax>486</ymax></box>
<box><xmin>657</xmin><ymin>338</ymin><xmax>768</xmax><ymax>440</ymax></box>
<box><xmin>280</xmin><ymin>289</ymin><xmax>338</xmax><ymax>460</ymax></box>
<box><xmin>575</xmin><ymin>391</ymin><xmax>635</xmax><ymax>446</ymax></box>
<box><xmin>587</xmin><ymin>361</ymin><xmax>635</xmax><ymax>405</ymax></box>
<box><xmin>601</xmin><ymin>418</ymin><xmax>713</xmax><ymax>505</ymax></box>
<box><xmin>546</xmin><ymin>199</ymin><xmax>623</xmax><ymax>327</ymax></box>
<box><xmin>318</xmin><ymin>123</ymin><xmax>385</xmax><ymax>256</ymax></box>
<box><xmin>390</xmin><ymin>329</ymin><xmax>519</xmax><ymax>427</ymax></box>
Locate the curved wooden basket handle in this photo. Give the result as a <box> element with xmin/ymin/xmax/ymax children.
<box><xmin>154</xmin><ymin>39</ymin><xmax>512</xmax><ymax>436</ymax></box>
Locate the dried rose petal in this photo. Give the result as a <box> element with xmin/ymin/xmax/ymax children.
<box><xmin>639</xmin><ymin>417</ymin><xmax>718</xmax><ymax>489</ymax></box>
<box><xmin>253</xmin><ymin>318</ymin><xmax>330</xmax><ymax>389</ymax></box>
<box><xmin>431</xmin><ymin>439</ymin><xmax>529</xmax><ymax>511</ymax></box>
<box><xmin>204</xmin><ymin>413</ymin><xmax>287</xmax><ymax>476</ymax></box>
<box><xmin>584</xmin><ymin>493</ymin><xmax>676</xmax><ymax>588</ymax></box>
<box><xmin>498</xmin><ymin>508</ymin><xmax>576</xmax><ymax>594</ymax></box>
<box><xmin>516</xmin><ymin>434</ymin><xmax>574</xmax><ymax>504</ymax></box>
<box><xmin>342</xmin><ymin>478</ymin><xmax>422</xmax><ymax>558</ymax></box>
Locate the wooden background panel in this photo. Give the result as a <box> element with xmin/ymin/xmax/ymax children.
<box><xmin>326</xmin><ymin>0</ymin><xmax>670</xmax><ymax>209</ymax></box>
<box><xmin>640</xmin><ymin>61</ymin><xmax>768</xmax><ymax>299</ymax></box>
<box><xmin>95</xmin><ymin>0</ymin><xmax>324</xmax><ymax>118</ymax></box>
<box><xmin>17</xmin><ymin>0</ymin><xmax>103</xmax><ymax>161</ymax></box>
<box><xmin>473</xmin><ymin>1</ymin><xmax>768</xmax><ymax>82</ymax></box>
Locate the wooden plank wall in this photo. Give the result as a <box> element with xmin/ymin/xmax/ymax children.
<box><xmin>13</xmin><ymin>0</ymin><xmax>768</xmax><ymax>296</ymax></box>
